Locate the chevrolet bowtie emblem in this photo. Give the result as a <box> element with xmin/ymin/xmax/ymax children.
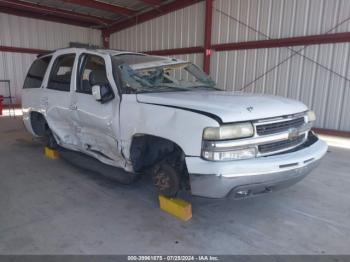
<box><xmin>246</xmin><ymin>106</ymin><xmax>253</xmax><ymax>112</ymax></box>
<box><xmin>288</xmin><ymin>128</ymin><xmax>299</xmax><ymax>139</ymax></box>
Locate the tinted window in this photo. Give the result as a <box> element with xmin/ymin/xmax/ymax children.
<box><xmin>77</xmin><ymin>54</ymin><xmax>107</xmax><ymax>94</ymax></box>
<box><xmin>47</xmin><ymin>54</ymin><xmax>75</xmax><ymax>92</ymax></box>
<box><xmin>23</xmin><ymin>56</ymin><xmax>52</xmax><ymax>89</ymax></box>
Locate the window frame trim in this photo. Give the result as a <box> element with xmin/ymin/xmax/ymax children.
<box><xmin>47</xmin><ymin>53</ymin><xmax>76</xmax><ymax>92</ymax></box>
<box><xmin>76</xmin><ymin>53</ymin><xmax>108</xmax><ymax>95</ymax></box>
<box><xmin>23</xmin><ymin>55</ymin><xmax>52</xmax><ymax>89</ymax></box>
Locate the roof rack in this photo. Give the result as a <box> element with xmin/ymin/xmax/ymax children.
<box><xmin>69</xmin><ymin>42</ymin><xmax>100</xmax><ymax>49</ymax></box>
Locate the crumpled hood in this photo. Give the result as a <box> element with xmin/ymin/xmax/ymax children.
<box><xmin>136</xmin><ymin>91</ymin><xmax>308</xmax><ymax>123</ymax></box>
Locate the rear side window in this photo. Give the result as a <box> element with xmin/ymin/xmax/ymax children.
<box><xmin>47</xmin><ymin>54</ymin><xmax>75</xmax><ymax>92</ymax></box>
<box><xmin>23</xmin><ymin>56</ymin><xmax>52</xmax><ymax>89</ymax></box>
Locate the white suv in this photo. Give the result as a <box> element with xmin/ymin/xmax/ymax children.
<box><xmin>22</xmin><ymin>48</ymin><xmax>328</xmax><ymax>198</ymax></box>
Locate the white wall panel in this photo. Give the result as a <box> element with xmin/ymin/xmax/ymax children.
<box><xmin>110</xmin><ymin>2</ymin><xmax>205</xmax><ymax>52</ymax></box>
<box><xmin>211</xmin><ymin>0</ymin><xmax>350</xmax><ymax>131</ymax></box>
<box><xmin>212</xmin><ymin>0</ymin><xmax>350</xmax><ymax>44</ymax></box>
<box><xmin>210</xmin><ymin>43</ymin><xmax>350</xmax><ymax>131</ymax></box>
<box><xmin>0</xmin><ymin>13</ymin><xmax>101</xmax><ymax>50</ymax></box>
<box><xmin>0</xmin><ymin>52</ymin><xmax>36</xmax><ymax>105</ymax></box>
<box><xmin>0</xmin><ymin>13</ymin><xmax>102</xmax><ymax>103</ymax></box>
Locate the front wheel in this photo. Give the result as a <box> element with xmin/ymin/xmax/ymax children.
<box><xmin>151</xmin><ymin>161</ymin><xmax>180</xmax><ymax>197</ymax></box>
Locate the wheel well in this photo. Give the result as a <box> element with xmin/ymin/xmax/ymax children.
<box><xmin>30</xmin><ymin>111</ymin><xmax>48</xmax><ymax>136</ymax></box>
<box><xmin>130</xmin><ymin>134</ymin><xmax>185</xmax><ymax>173</ymax></box>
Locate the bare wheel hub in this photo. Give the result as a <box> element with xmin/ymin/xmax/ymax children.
<box><xmin>152</xmin><ymin>162</ymin><xmax>180</xmax><ymax>197</ymax></box>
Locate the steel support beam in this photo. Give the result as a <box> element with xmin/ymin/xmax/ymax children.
<box><xmin>139</xmin><ymin>0</ymin><xmax>162</xmax><ymax>6</ymax></box>
<box><xmin>0</xmin><ymin>0</ymin><xmax>113</xmax><ymax>26</ymax></box>
<box><xmin>203</xmin><ymin>0</ymin><xmax>213</xmax><ymax>74</ymax></box>
<box><xmin>0</xmin><ymin>6</ymin><xmax>95</xmax><ymax>27</ymax></box>
<box><xmin>0</xmin><ymin>46</ymin><xmax>49</xmax><ymax>55</ymax></box>
<box><xmin>313</xmin><ymin>128</ymin><xmax>350</xmax><ymax>139</ymax></box>
<box><xmin>102</xmin><ymin>30</ymin><xmax>110</xmax><ymax>49</ymax></box>
<box><xmin>212</xmin><ymin>32</ymin><xmax>350</xmax><ymax>51</ymax></box>
<box><xmin>62</xmin><ymin>0</ymin><xmax>136</xmax><ymax>16</ymax></box>
<box><xmin>145</xmin><ymin>47</ymin><xmax>204</xmax><ymax>56</ymax></box>
<box><xmin>105</xmin><ymin>0</ymin><xmax>203</xmax><ymax>34</ymax></box>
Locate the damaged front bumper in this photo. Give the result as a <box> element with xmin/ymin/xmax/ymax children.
<box><xmin>185</xmin><ymin>137</ymin><xmax>328</xmax><ymax>198</ymax></box>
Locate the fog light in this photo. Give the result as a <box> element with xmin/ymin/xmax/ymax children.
<box><xmin>202</xmin><ymin>147</ymin><xmax>256</xmax><ymax>161</ymax></box>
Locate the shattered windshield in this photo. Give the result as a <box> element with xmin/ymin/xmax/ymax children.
<box><xmin>112</xmin><ymin>54</ymin><xmax>217</xmax><ymax>93</ymax></box>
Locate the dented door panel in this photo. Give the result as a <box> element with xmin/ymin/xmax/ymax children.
<box><xmin>70</xmin><ymin>93</ymin><xmax>122</xmax><ymax>162</ymax></box>
<box><xmin>68</xmin><ymin>52</ymin><xmax>125</xmax><ymax>167</ymax></box>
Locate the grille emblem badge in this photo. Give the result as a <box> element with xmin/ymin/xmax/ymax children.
<box><xmin>288</xmin><ymin>128</ymin><xmax>299</xmax><ymax>139</ymax></box>
<box><xmin>246</xmin><ymin>106</ymin><xmax>253</xmax><ymax>112</ymax></box>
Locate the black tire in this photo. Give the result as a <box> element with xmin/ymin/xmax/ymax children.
<box><xmin>46</xmin><ymin>129</ymin><xmax>58</xmax><ymax>149</ymax></box>
<box><xmin>152</xmin><ymin>161</ymin><xmax>180</xmax><ymax>197</ymax></box>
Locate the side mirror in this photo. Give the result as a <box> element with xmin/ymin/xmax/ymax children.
<box><xmin>92</xmin><ymin>84</ymin><xmax>115</xmax><ymax>104</ymax></box>
<box><xmin>92</xmin><ymin>85</ymin><xmax>102</xmax><ymax>101</ymax></box>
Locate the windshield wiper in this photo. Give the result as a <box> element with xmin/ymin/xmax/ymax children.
<box><xmin>152</xmin><ymin>85</ymin><xmax>190</xmax><ymax>91</ymax></box>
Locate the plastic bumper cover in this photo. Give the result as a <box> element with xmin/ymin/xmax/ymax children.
<box><xmin>185</xmin><ymin>138</ymin><xmax>328</xmax><ymax>198</ymax></box>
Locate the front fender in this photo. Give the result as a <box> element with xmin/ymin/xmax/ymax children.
<box><xmin>120</xmin><ymin>94</ymin><xmax>220</xmax><ymax>159</ymax></box>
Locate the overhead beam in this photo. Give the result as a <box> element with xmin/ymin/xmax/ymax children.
<box><xmin>0</xmin><ymin>6</ymin><xmax>95</xmax><ymax>27</ymax></box>
<box><xmin>0</xmin><ymin>0</ymin><xmax>113</xmax><ymax>26</ymax></box>
<box><xmin>145</xmin><ymin>46</ymin><xmax>204</xmax><ymax>56</ymax></box>
<box><xmin>313</xmin><ymin>128</ymin><xmax>350</xmax><ymax>139</ymax></box>
<box><xmin>0</xmin><ymin>45</ymin><xmax>49</xmax><ymax>55</ymax></box>
<box><xmin>62</xmin><ymin>0</ymin><xmax>136</xmax><ymax>16</ymax></box>
<box><xmin>106</xmin><ymin>0</ymin><xmax>204</xmax><ymax>34</ymax></box>
<box><xmin>139</xmin><ymin>0</ymin><xmax>162</xmax><ymax>6</ymax></box>
<box><xmin>212</xmin><ymin>32</ymin><xmax>350</xmax><ymax>51</ymax></box>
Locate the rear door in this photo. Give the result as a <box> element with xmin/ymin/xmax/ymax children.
<box><xmin>70</xmin><ymin>53</ymin><xmax>122</xmax><ymax>163</ymax></box>
<box><xmin>22</xmin><ymin>55</ymin><xmax>52</xmax><ymax>111</ymax></box>
<box><xmin>43</xmin><ymin>53</ymin><xmax>78</xmax><ymax>148</ymax></box>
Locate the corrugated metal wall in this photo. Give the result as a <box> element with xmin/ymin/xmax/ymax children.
<box><xmin>109</xmin><ymin>2</ymin><xmax>205</xmax><ymax>56</ymax></box>
<box><xmin>212</xmin><ymin>0</ymin><xmax>350</xmax><ymax>43</ymax></box>
<box><xmin>0</xmin><ymin>52</ymin><xmax>37</xmax><ymax>104</ymax></box>
<box><xmin>109</xmin><ymin>2</ymin><xmax>205</xmax><ymax>77</ymax></box>
<box><xmin>0</xmin><ymin>13</ymin><xmax>101</xmax><ymax>104</ymax></box>
<box><xmin>211</xmin><ymin>0</ymin><xmax>350</xmax><ymax>131</ymax></box>
<box><xmin>109</xmin><ymin>0</ymin><xmax>350</xmax><ymax>132</ymax></box>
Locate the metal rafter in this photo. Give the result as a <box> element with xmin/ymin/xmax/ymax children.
<box><xmin>62</xmin><ymin>0</ymin><xmax>137</xmax><ymax>16</ymax></box>
<box><xmin>0</xmin><ymin>0</ymin><xmax>113</xmax><ymax>26</ymax></box>
<box><xmin>105</xmin><ymin>0</ymin><xmax>204</xmax><ymax>34</ymax></box>
<box><xmin>139</xmin><ymin>0</ymin><xmax>162</xmax><ymax>7</ymax></box>
<box><xmin>0</xmin><ymin>6</ymin><xmax>95</xmax><ymax>27</ymax></box>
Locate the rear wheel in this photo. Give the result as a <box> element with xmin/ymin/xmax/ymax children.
<box><xmin>45</xmin><ymin>128</ymin><xmax>58</xmax><ymax>149</ymax></box>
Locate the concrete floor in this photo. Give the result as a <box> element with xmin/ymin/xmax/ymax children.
<box><xmin>0</xmin><ymin>117</ymin><xmax>349</xmax><ymax>255</ymax></box>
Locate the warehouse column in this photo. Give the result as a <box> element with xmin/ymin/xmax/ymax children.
<box><xmin>102</xmin><ymin>30</ymin><xmax>110</xmax><ymax>49</ymax></box>
<box><xmin>203</xmin><ymin>0</ymin><xmax>213</xmax><ymax>75</ymax></box>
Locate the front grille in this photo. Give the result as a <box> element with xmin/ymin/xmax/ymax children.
<box><xmin>258</xmin><ymin>135</ymin><xmax>305</xmax><ymax>154</ymax></box>
<box><xmin>256</xmin><ymin>117</ymin><xmax>305</xmax><ymax>136</ymax></box>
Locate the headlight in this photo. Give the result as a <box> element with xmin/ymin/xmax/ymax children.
<box><xmin>202</xmin><ymin>147</ymin><xmax>256</xmax><ymax>161</ymax></box>
<box><xmin>203</xmin><ymin>122</ymin><xmax>254</xmax><ymax>140</ymax></box>
<box><xmin>307</xmin><ymin>110</ymin><xmax>316</xmax><ymax>122</ymax></box>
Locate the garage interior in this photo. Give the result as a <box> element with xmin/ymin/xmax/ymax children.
<box><xmin>1</xmin><ymin>0</ymin><xmax>350</xmax><ymax>255</ymax></box>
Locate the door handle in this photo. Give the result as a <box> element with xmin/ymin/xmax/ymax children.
<box><xmin>69</xmin><ymin>104</ymin><xmax>78</xmax><ymax>110</ymax></box>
